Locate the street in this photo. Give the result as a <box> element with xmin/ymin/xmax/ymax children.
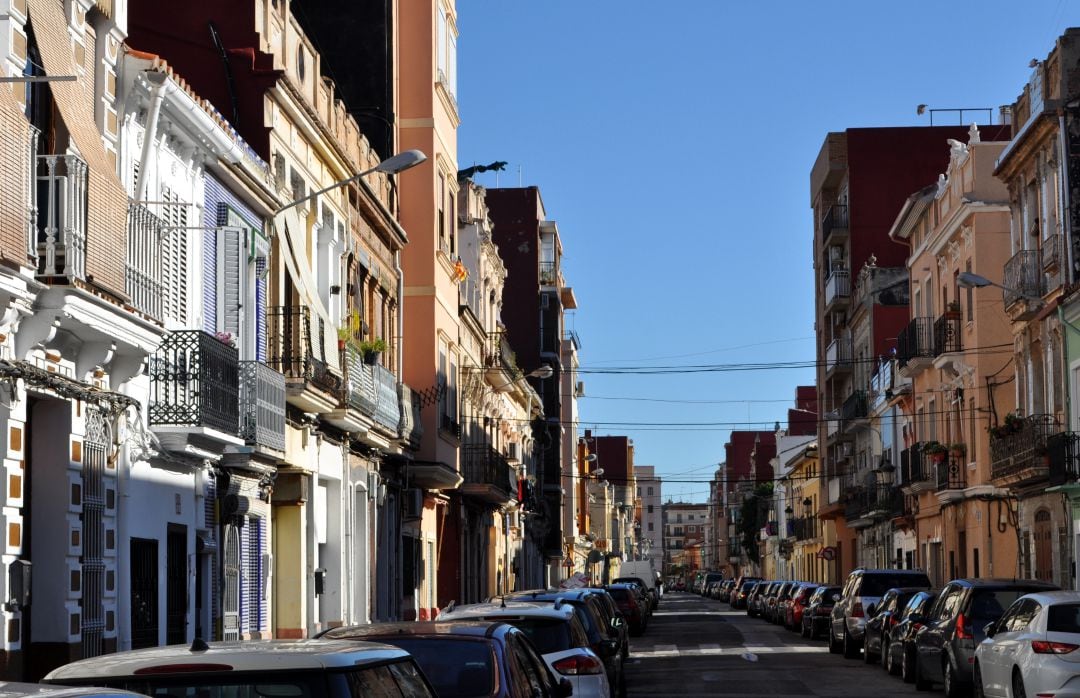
<box><xmin>624</xmin><ymin>592</ymin><xmax>922</xmax><ymax>697</ymax></box>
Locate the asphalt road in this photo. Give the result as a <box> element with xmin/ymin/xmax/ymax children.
<box><xmin>623</xmin><ymin>591</ymin><xmax>930</xmax><ymax>697</ymax></box>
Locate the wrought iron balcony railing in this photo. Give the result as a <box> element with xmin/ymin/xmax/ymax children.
<box><xmin>822</xmin><ymin>204</ymin><xmax>849</xmax><ymax>241</ymax></box>
<box><xmin>934</xmin><ymin>454</ymin><xmax>967</xmax><ymax>490</ymax></box>
<box><xmin>149</xmin><ymin>330</ymin><xmax>239</xmax><ymax>434</ymax></box>
<box><xmin>1048</xmin><ymin>431</ymin><xmax>1080</xmax><ymax>486</ymax></box>
<box><xmin>462</xmin><ymin>444</ymin><xmax>516</xmax><ymax>498</ymax></box>
<box><xmin>441</xmin><ymin>413</ymin><xmax>462</xmax><ymax>439</ymax></box>
<box><xmin>34</xmin><ymin>153</ymin><xmax>88</xmax><ymax>280</ymax></box>
<box><xmin>826</xmin><ymin>337</ymin><xmax>852</xmax><ymax>373</ymax></box>
<box><xmin>486</xmin><ymin>330</ymin><xmax>518</xmax><ymax>373</ymax></box>
<box><xmin>841</xmin><ymin>390</ymin><xmax>868</xmax><ymax>422</ymax></box>
<box><xmin>341</xmin><ymin>345</ymin><xmax>378</xmax><ymax>415</ymax></box>
<box><xmin>990</xmin><ymin>414</ymin><xmax>1058</xmax><ymax>481</ymax></box>
<box><xmin>824</xmin><ymin>268</ymin><xmax>851</xmax><ymax>307</ymax></box>
<box><xmin>125</xmin><ymin>204</ymin><xmax>164</xmax><ymax>319</ymax></box>
<box><xmin>239</xmin><ymin>361</ymin><xmax>286</xmax><ymax>452</ymax></box>
<box><xmin>897</xmin><ymin>317</ymin><xmax>935</xmax><ymax>366</ymax></box>
<box><xmin>901</xmin><ymin>443</ymin><xmax>932</xmax><ymax>484</ymax></box>
<box><xmin>539</xmin><ymin>260</ymin><xmax>557</xmax><ymax>286</ymax></box>
<box><xmin>267</xmin><ymin>306</ymin><xmax>342</xmax><ymax>396</ymax></box>
<box><xmin>843</xmin><ymin>485</ymin><xmax>868</xmax><ymax>520</ymax></box>
<box><xmin>934</xmin><ymin>312</ymin><xmax>962</xmax><ymax>356</ymax></box>
<box><xmin>792</xmin><ymin>516</ymin><xmax>819</xmax><ymax>541</ymax></box>
<box><xmin>399</xmin><ymin>384</ymin><xmax>424</xmax><ymax>449</ymax></box>
<box><xmin>1003</xmin><ymin>249</ymin><xmax>1045</xmax><ymax>307</ymax></box>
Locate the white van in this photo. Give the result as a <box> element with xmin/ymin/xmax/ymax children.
<box><xmin>616</xmin><ymin>561</ymin><xmax>661</xmax><ymax>599</ymax></box>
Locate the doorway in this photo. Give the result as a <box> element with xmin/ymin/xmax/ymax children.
<box><xmin>130</xmin><ymin>538</ymin><xmax>158</xmax><ymax>649</ymax></box>
<box><xmin>166</xmin><ymin>524</ymin><xmax>187</xmax><ymax>645</ymax></box>
<box><xmin>1035</xmin><ymin>509</ymin><xmax>1054</xmax><ymax>582</ymax></box>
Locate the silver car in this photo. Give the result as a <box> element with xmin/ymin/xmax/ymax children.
<box><xmin>829</xmin><ymin>568</ymin><xmax>931</xmax><ymax>659</ymax></box>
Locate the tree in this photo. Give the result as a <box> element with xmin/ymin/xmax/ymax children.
<box><xmin>737</xmin><ymin>483</ymin><xmax>774</xmax><ymax>565</ymax></box>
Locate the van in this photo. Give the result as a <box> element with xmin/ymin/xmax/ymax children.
<box><xmin>617</xmin><ymin>560</ymin><xmax>661</xmax><ymax>596</ymax></box>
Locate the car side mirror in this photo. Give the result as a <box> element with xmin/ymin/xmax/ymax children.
<box><xmin>557</xmin><ymin>677</ymin><xmax>573</xmax><ymax>697</ymax></box>
<box><xmin>832</xmin><ymin>594</ymin><xmax>841</xmax><ymax>602</ymax></box>
<box><xmin>983</xmin><ymin>621</ymin><xmax>996</xmax><ymax>638</ymax></box>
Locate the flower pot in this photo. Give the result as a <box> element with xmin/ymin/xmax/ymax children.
<box><xmin>337</xmin><ymin>339</ymin><xmax>346</xmax><ymax>351</ymax></box>
<box><xmin>363</xmin><ymin>350</ymin><xmax>379</xmax><ymax>365</ymax></box>
<box><xmin>930</xmin><ymin>453</ymin><xmax>946</xmax><ymax>464</ymax></box>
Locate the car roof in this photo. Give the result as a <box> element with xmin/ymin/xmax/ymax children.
<box><xmin>0</xmin><ymin>685</ymin><xmax>145</xmax><ymax>698</ymax></box>
<box><xmin>1012</xmin><ymin>590</ymin><xmax>1080</xmax><ymax>605</ymax></box>
<box><xmin>44</xmin><ymin>640</ymin><xmax>413</xmax><ymax>681</ymax></box>
<box><xmin>323</xmin><ymin>621</ymin><xmax>509</xmax><ymax>641</ymax></box>
<box><xmin>948</xmin><ymin>578</ymin><xmax>1061</xmax><ymax>589</ymax></box>
<box><xmin>852</xmin><ymin>568</ymin><xmax>929</xmax><ymax>575</ymax></box>
<box><xmin>438</xmin><ymin>601</ymin><xmax>576</xmax><ymax>622</ymax></box>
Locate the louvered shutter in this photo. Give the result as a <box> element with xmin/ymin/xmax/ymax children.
<box><xmin>217</xmin><ymin>227</ymin><xmax>244</xmax><ymax>342</ymax></box>
<box><xmin>255</xmin><ymin>258</ymin><xmax>267</xmax><ymax>363</ymax></box>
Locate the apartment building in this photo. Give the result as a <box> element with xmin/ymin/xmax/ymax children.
<box><xmin>663</xmin><ymin>502</ymin><xmax>711</xmax><ymax>578</ymax></box>
<box><xmin>635</xmin><ymin>466</ymin><xmax>663</xmax><ymax>573</ymax></box>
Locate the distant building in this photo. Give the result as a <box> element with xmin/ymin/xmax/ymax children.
<box><xmin>634</xmin><ymin>466</ymin><xmax>663</xmax><ymax>571</ymax></box>
<box><xmin>663</xmin><ymin>502</ymin><xmax>711</xmax><ymax>577</ymax></box>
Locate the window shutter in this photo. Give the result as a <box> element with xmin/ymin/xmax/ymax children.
<box><xmin>217</xmin><ymin>226</ymin><xmax>244</xmax><ymax>343</ymax></box>
<box><xmin>256</xmin><ymin>257</ymin><xmax>267</xmax><ymax>363</ymax></box>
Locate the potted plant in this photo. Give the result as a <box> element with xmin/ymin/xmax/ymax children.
<box><xmin>949</xmin><ymin>443</ymin><xmax>967</xmax><ymax>460</ymax></box>
<box><xmin>358</xmin><ymin>338</ymin><xmax>387</xmax><ymax>365</ymax></box>
<box><xmin>946</xmin><ymin>300</ymin><xmax>961</xmax><ymax>315</ymax></box>
<box><xmin>336</xmin><ymin>326</ymin><xmax>350</xmax><ymax>351</ymax></box>
<box><xmin>924</xmin><ymin>441</ymin><xmax>947</xmax><ymax>464</ymax></box>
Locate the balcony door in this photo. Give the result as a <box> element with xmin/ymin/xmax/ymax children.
<box><xmin>1034</xmin><ymin>510</ymin><xmax>1054</xmax><ymax>583</ymax></box>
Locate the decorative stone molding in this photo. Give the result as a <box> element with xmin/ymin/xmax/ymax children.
<box><xmin>961</xmin><ymin>226</ymin><xmax>973</xmax><ymax>249</ymax></box>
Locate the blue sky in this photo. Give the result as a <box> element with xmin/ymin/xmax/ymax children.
<box><xmin>456</xmin><ymin>1</ymin><xmax>1080</xmax><ymax>503</ymax></box>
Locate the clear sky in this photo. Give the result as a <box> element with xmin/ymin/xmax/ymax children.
<box><xmin>456</xmin><ymin>1</ymin><xmax>1080</xmax><ymax>503</ymax></box>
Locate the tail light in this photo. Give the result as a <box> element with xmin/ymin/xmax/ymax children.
<box><xmin>552</xmin><ymin>654</ymin><xmax>605</xmax><ymax>675</ymax></box>
<box><xmin>912</xmin><ymin>622</ymin><xmax>923</xmax><ymax>631</ymax></box>
<box><xmin>955</xmin><ymin>613</ymin><xmax>973</xmax><ymax>640</ymax></box>
<box><xmin>1031</xmin><ymin>640</ymin><xmax>1080</xmax><ymax>654</ymax></box>
<box><xmin>851</xmin><ymin>602</ymin><xmax>864</xmax><ymax>618</ymax></box>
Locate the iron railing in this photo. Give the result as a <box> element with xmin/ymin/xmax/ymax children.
<box><xmin>486</xmin><ymin>330</ymin><xmax>518</xmax><ymax>372</ymax></box>
<box><xmin>539</xmin><ymin>260</ymin><xmax>557</xmax><ymax>286</ymax></box>
<box><xmin>844</xmin><ymin>485</ymin><xmax>868</xmax><ymax>520</ymax></box>
<box><xmin>239</xmin><ymin>361</ymin><xmax>286</xmax><ymax>452</ymax></box>
<box><xmin>373</xmin><ymin>364</ymin><xmax>400</xmax><ymax>431</ymax></box>
<box><xmin>1043</xmin><ymin>233</ymin><xmax>1064</xmax><ymax>271</ymax></box>
<box><xmin>826</xmin><ymin>337</ymin><xmax>852</xmax><ymax>372</ymax></box>
<box><xmin>824</xmin><ymin>268</ymin><xmax>851</xmax><ymax>306</ymax></box>
<box><xmin>342</xmin><ymin>345</ymin><xmax>378</xmax><ymax>414</ymax></box>
<box><xmin>461</xmin><ymin>444</ymin><xmax>515</xmax><ymax>498</ymax></box>
<box><xmin>934</xmin><ymin>313</ymin><xmax>962</xmax><ymax>355</ymax></box>
<box><xmin>149</xmin><ymin>330</ymin><xmax>240</xmax><ymax>434</ymax></box>
<box><xmin>267</xmin><ymin>306</ymin><xmax>341</xmax><ymax>396</ymax></box>
<box><xmin>934</xmin><ymin>454</ymin><xmax>967</xmax><ymax>490</ymax></box>
<box><xmin>990</xmin><ymin>414</ymin><xmax>1058</xmax><ymax>481</ymax></box>
<box><xmin>897</xmin><ymin>317</ymin><xmax>935</xmax><ymax>366</ymax></box>
<box><xmin>399</xmin><ymin>384</ymin><xmax>424</xmax><ymax>448</ymax></box>
<box><xmin>125</xmin><ymin>204</ymin><xmax>164</xmax><ymax>319</ymax></box>
<box><xmin>822</xmin><ymin>204</ymin><xmax>849</xmax><ymax>241</ymax></box>
<box><xmin>841</xmin><ymin>390</ymin><xmax>868</xmax><ymax>422</ymax></box>
<box><xmin>441</xmin><ymin>413</ymin><xmax>462</xmax><ymax>439</ymax></box>
<box><xmin>35</xmin><ymin>153</ymin><xmax>88</xmax><ymax>279</ymax></box>
<box><xmin>1003</xmin><ymin>250</ymin><xmax>1044</xmax><ymax>307</ymax></box>
<box><xmin>901</xmin><ymin>443</ymin><xmax>932</xmax><ymax>484</ymax></box>
<box><xmin>792</xmin><ymin>516</ymin><xmax>819</xmax><ymax>541</ymax></box>
<box><xmin>1047</xmin><ymin>431</ymin><xmax>1080</xmax><ymax>486</ymax></box>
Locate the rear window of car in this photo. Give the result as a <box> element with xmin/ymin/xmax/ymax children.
<box><xmin>967</xmin><ymin>590</ymin><xmax>1028</xmax><ymax>622</ymax></box>
<box><xmin>1047</xmin><ymin>603</ymin><xmax>1080</xmax><ymax>632</ymax></box>
<box><xmin>859</xmin><ymin>574</ymin><xmax>931</xmax><ymax>597</ymax></box>
<box><xmin>606</xmin><ymin>587</ymin><xmax>632</xmax><ymax>602</ymax></box>
<box><xmin>501</xmin><ymin>618</ymin><xmax>573</xmax><ymax>654</ymax></box>
<box><xmin>740</xmin><ymin>581</ymin><xmax>756</xmax><ymax>591</ymax></box>
<box><xmin>375</xmin><ymin>637</ymin><xmax>493</xmax><ymax>698</ymax></box>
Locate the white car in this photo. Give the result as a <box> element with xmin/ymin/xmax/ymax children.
<box><xmin>974</xmin><ymin>590</ymin><xmax>1080</xmax><ymax>698</ymax></box>
<box><xmin>439</xmin><ymin>599</ymin><xmax>612</xmax><ymax>698</ymax></box>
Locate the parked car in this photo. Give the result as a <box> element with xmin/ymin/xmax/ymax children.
<box><xmin>612</xmin><ymin>577</ymin><xmax>655</xmax><ymax>614</ymax></box>
<box><xmin>320</xmin><ymin>621</ymin><xmax>573</xmax><ymax>698</ymax></box>
<box><xmin>437</xmin><ymin>600</ymin><xmax>611</xmax><ymax>698</ymax></box>
<box><xmin>617</xmin><ymin>561</ymin><xmax>662</xmax><ymax>602</ymax></box>
<box><xmin>747</xmin><ymin>581</ymin><xmax>772</xmax><ymax>617</ymax></box>
<box><xmin>863</xmin><ymin>587</ymin><xmax>924</xmax><ymax>666</ymax></box>
<box><xmin>502</xmin><ymin>588</ymin><xmax>629</xmax><ymax>695</ymax></box>
<box><xmin>785</xmin><ymin>583</ymin><xmax>819</xmax><ymax>631</ymax></box>
<box><xmin>765</xmin><ymin>581</ymin><xmax>793</xmax><ymax>623</ymax></box>
<box><xmin>885</xmin><ymin>589</ymin><xmax>938</xmax><ymax>682</ymax></box>
<box><xmin>719</xmin><ymin>579</ymin><xmax>736</xmax><ymax>603</ymax></box>
<box><xmin>44</xmin><ymin>639</ymin><xmax>440</xmax><ymax>698</ymax></box>
<box><xmin>974</xmin><ymin>590</ymin><xmax>1080</xmax><ymax>698</ymax></box>
<box><xmin>1</xmin><ymin>684</ymin><xmax>146</xmax><ymax>698</ymax></box>
<box><xmin>830</xmin><ymin>568</ymin><xmax>932</xmax><ymax>659</ymax></box>
<box><xmin>802</xmin><ymin>585</ymin><xmax>842</xmax><ymax>640</ymax></box>
<box><xmin>613</xmin><ymin>574</ymin><xmax>659</xmax><ymax>610</ymax></box>
<box><xmin>606</xmin><ymin>583</ymin><xmax>648</xmax><ymax>636</ymax></box>
<box><xmin>700</xmin><ymin>571</ymin><xmax>725</xmax><ymax>596</ymax></box>
<box><xmin>732</xmin><ymin>578</ymin><xmax>761</xmax><ymax>609</ymax></box>
<box><xmin>914</xmin><ymin>578</ymin><xmax>1059</xmax><ymax>697</ymax></box>
<box><xmin>773</xmin><ymin>581</ymin><xmax>801</xmax><ymax>625</ymax></box>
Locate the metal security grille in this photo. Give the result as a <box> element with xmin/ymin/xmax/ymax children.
<box><xmin>81</xmin><ymin>408</ymin><xmax>107</xmax><ymax>658</ymax></box>
<box><xmin>130</xmin><ymin>538</ymin><xmax>158</xmax><ymax>649</ymax></box>
<box><xmin>223</xmin><ymin>525</ymin><xmax>241</xmax><ymax>641</ymax></box>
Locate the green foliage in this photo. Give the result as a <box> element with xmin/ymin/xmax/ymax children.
<box><xmin>737</xmin><ymin>482</ymin><xmax>773</xmax><ymax>565</ymax></box>
<box><xmin>358</xmin><ymin>338</ymin><xmax>387</xmax><ymax>354</ymax></box>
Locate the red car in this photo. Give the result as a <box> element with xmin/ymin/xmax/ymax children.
<box><xmin>785</xmin><ymin>583</ymin><xmax>819</xmax><ymax>631</ymax></box>
<box><xmin>605</xmin><ymin>583</ymin><xmax>647</xmax><ymax>636</ymax></box>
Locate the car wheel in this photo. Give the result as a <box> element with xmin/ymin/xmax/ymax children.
<box><xmin>972</xmin><ymin>663</ymin><xmax>985</xmax><ymax>698</ymax></box>
<box><xmin>801</xmin><ymin>620</ymin><xmax>811</xmax><ymax>639</ymax></box>
<box><xmin>886</xmin><ymin>643</ymin><xmax>899</xmax><ymax>676</ymax></box>
<box><xmin>863</xmin><ymin>634</ymin><xmax>876</xmax><ymax>664</ymax></box>
<box><xmin>828</xmin><ymin>628</ymin><xmax>841</xmax><ymax>654</ymax></box>
<box><xmin>915</xmin><ymin>655</ymin><xmax>932</xmax><ymax>692</ymax></box>
<box><xmin>902</xmin><ymin>647</ymin><xmax>916</xmax><ymax>684</ymax></box>
<box><xmin>1011</xmin><ymin>670</ymin><xmax>1027</xmax><ymax>698</ymax></box>
<box><xmin>843</xmin><ymin>630</ymin><xmax>860</xmax><ymax>659</ymax></box>
<box><xmin>944</xmin><ymin>656</ymin><xmax>969</xmax><ymax>698</ymax></box>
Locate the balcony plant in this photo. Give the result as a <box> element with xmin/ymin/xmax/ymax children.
<box><xmin>949</xmin><ymin>443</ymin><xmax>967</xmax><ymax>460</ymax></box>
<box><xmin>946</xmin><ymin>300</ymin><xmax>961</xmax><ymax>315</ymax></box>
<box><xmin>924</xmin><ymin>441</ymin><xmax>947</xmax><ymax>463</ymax></box>
<box><xmin>358</xmin><ymin>338</ymin><xmax>387</xmax><ymax>365</ymax></box>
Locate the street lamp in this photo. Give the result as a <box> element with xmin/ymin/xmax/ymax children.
<box><xmin>957</xmin><ymin>271</ymin><xmax>1044</xmax><ymax>306</ymax></box>
<box><xmin>275</xmin><ymin>149</ymin><xmax>427</xmax><ymax>215</ymax></box>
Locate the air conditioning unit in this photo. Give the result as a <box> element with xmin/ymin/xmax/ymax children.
<box><xmin>403</xmin><ymin>488</ymin><xmax>423</xmax><ymax>521</ymax></box>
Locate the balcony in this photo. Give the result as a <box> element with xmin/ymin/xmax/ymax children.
<box><xmin>901</xmin><ymin>443</ymin><xmax>934</xmax><ymax>493</ymax></box>
<box><xmin>840</xmin><ymin>390</ymin><xmax>868</xmax><ymax>423</ymax></box>
<box><xmin>822</xmin><ymin>204</ymin><xmax>849</xmax><ymax>245</ymax></box>
<box><xmin>34</xmin><ymin>153</ymin><xmax>88</xmax><ymax>281</ymax></box>
<box><xmin>933</xmin><ymin>312</ymin><xmax>962</xmax><ymax>357</ymax></box>
<box><xmin>149</xmin><ymin>330</ymin><xmax>242</xmax><ymax>451</ymax></box>
<box><xmin>867</xmin><ymin>485</ymin><xmax>903</xmax><ymax>518</ymax></box>
<box><xmin>824</xmin><ymin>268</ymin><xmax>851</xmax><ymax>311</ymax></box>
<box><xmin>399</xmin><ymin>384</ymin><xmax>424</xmax><ymax>450</ymax></box>
<box><xmin>267</xmin><ymin>306</ymin><xmax>343</xmax><ymax>414</ymax></box>
<box><xmin>825</xmin><ymin>337</ymin><xmax>853</xmax><ymax>376</ymax></box>
<box><xmin>486</xmin><ymin>331</ymin><xmax>519</xmax><ymax>390</ymax></box>
<box><xmin>792</xmin><ymin>516</ymin><xmax>819</xmax><ymax>541</ymax></box>
<box><xmin>1047</xmin><ymin>431</ymin><xmax>1080</xmax><ymax>487</ymax></box>
<box><xmin>539</xmin><ymin>260</ymin><xmax>558</xmax><ymax>286</ymax></box>
<box><xmin>440</xmin><ymin>413</ymin><xmax>462</xmax><ymax>440</ymax></box>
<box><xmin>843</xmin><ymin>485</ymin><xmax>870</xmax><ymax>526</ymax></box>
<box><xmin>460</xmin><ymin>444</ymin><xmax>516</xmax><ymax>504</ymax></box>
<box><xmin>239</xmin><ymin>361</ymin><xmax>286</xmax><ymax>455</ymax></box>
<box><xmin>125</xmin><ymin>204</ymin><xmax>164</xmax><ymax>320</ymax></box>
<box><xmin>1003</xmin><ymin>250</ymin><xmax>1045</xmax><ymax>320</ymax></box>
<box><xmin>934</xmin><ymin>454</ymin><xmax>967</xmax><ymax>492</ymax></box>
<box><xmin>990</xmin><ymin>414</ymin><xmax>1058</xmax><ymax>487</ymax></box>
<box><xmin>897</xmin><ymin>317</ymin><xmax>935</xmax><ymax>377</ymax></box>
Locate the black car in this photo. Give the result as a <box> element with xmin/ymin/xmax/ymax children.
<box><xmin>501</xmin><ymin>588</ymin><xmax>628</xmax><ymax>697</ymax></box>
<box><xmin>747</xmin><ymin>581</ymin><xmax>771</xmax><ymax>617</ymax></box>
<box><xmin>802</xmin><ymin>585</ymin><xmax>841</xmax><ymax>639</ymax></box>
<box><xmin>914</xmin><ymin>578</ymin><xmax>1059</xmax><ymax>697</ymax></box>
<box><xmin>606</xmin><ymin>583</ymin><xmax>648</xmax><ymax>635</ymax></box>
<box><xmin>718</xmin><ymin>579</ymin><xmax>736</xmax><ymax>603</ymax></box>
<box><xmin>731</xmin><ymin>578</ymin><xmax>760</xmax><ymax>610</ymax></box>
<box><xmin>886</xmin><ymin>589</ymin><xmax>937</xmax><ymax>683</ymax></box>
<box><xmin>862</xmin><ymin>587</ymin><xmax>924</xmax><ymax>666</ymax></box>
<box><xmin>612</xmin><ymin>576</ymin><xmax>658</xmax><ymax>610</ymax></box>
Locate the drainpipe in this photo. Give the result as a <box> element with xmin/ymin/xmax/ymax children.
<box><xmin>1060</xmin><ymin>113</ymin><xmax>1074</xmax><ymax>283</ymax></box>
<box><xmin>133</xmin><ymin>72</ymin><xmax>167</xmax><ymax>203</ymax></box>
<box><xmin>395</xmin><ymin>250</ymin><xmax>404</xmax><ymax>385</ymax></box>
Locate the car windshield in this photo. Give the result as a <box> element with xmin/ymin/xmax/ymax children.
<box><xmin>1047</xmin><ymin>603</ymin><xmax>1080</xmax><ymax>633</ymax></box>
<box><xmin>860</xmin><ymin>574</ymin><xmax>930</xmax><ymax>597</ymax></box>
<box><xmin>968</xmin><ymin>590</ymin><xmax>1028</xmax><ymax>622</ymax></box>
<box><xmin>499</xmin><ymin>618</ymin><xmax>573</xmax><ymax>654</ymax></box>
<box><xmin>376</xmin><ymin>637</ymin><xmax>494</xmax><ymax>698</ymax></box>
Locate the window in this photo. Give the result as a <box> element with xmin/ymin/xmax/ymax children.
<box><xmin>647</xmin><ymin>522</ymin><xmax>653</xmax><ymax>531</ymax></box>
<box><xmin>647</xmin><ymin>486</ymin><xmax>653</xmax><ymax>496</ymax></box>
<box><xmin>647</xmin><ymin>505</ymin><xmax>653</xmax><ymax>514</ymax></box>
<box><xmin>160</xmin><ymin>187</ymin><xmax>189</xmax><ymax>327</ymax></box>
